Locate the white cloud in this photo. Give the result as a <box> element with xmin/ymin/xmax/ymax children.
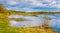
<box><xmin>6</xmin><ymin>0</ymin><xmax>18</xmax><ymax>5</ymax></box>
<box><xmin>47</xmin><ymin>1</ymin><xmax>60</xmax><ymax>8</ymax></box>
<box><xmin>4</xmin><ymin>0</ymin><xmax>60</xmax><ymax>11</ymax></box>
<box><xmin>29</xmin><ymin>0</ymin><xmax>43</xmax><ymax>6</ymax></box>
<box><xmin>26</xmin><ymin>0</ymin><xmax>60</xmax><ymax>8</ymax></box>
<box><xmin>44</xmin><ymin>0</ymin><xmax>53</xmax><ymax>2</ymax></box>
<box><xmin>57</xmin><ymin>3</ymin><xmax>60</xmax><ymax>8</ymax></box>
<box><xmin>28</xmin><ymin>0</ymin><xmax>60</xmax><ymax>8</ymax></box>
<box><xmin>3</xmin><ymin>0</ymin><xmax>60</xmax><ymax>8</ymax></box>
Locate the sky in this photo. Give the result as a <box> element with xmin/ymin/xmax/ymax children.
<box><xmin>0</xmin><ymin>0</ymin><xmax>60</xmax><ymax>12</ymax></box>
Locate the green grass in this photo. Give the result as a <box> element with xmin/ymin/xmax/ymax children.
<box><xmin>0</xmin><ymin>18</ymin><xmax>29</xmax><ymax>33</ymax></box>
<box><xmin>0</xmin><ymin>18</ymin><xmax>16</xmax><ymax>33</ymax></box>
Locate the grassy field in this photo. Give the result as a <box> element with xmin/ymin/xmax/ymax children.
<box><xmin>0</xmin><ymin>18</ymin><xmax>59</xmax><ymax>33</ymax></box>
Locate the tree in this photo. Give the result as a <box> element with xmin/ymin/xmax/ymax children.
<box><xmin>0</xmin><ymin>4</ymin><xmax>5</xmax><ymax>12</ymax></box>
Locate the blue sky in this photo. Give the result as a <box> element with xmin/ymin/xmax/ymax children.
<box><xmin>0</xmin><ymin>0</ymin><xmax>60</xmax><ymax>12</ymax></box>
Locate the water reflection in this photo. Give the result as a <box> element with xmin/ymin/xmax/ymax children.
<box><xmin>8</xmin><ymin>14</ymin><xmax>60</xmax><ymax>32</ymax></box>
<box><xmin>8</xmin><ymin>14</ymin><xmax>44</xmax><ymax>27</ymax></box>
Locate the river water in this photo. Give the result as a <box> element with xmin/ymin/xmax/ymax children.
<box><xmin>8</xmin><ymin>14</ymin><xmax>60</xmax><ymax>32</ymax></box>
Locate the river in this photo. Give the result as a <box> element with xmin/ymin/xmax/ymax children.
<box><xmin>8</xmin><ymin>14</ymin><xmax>60</xmax><ymax>32</ymax></box>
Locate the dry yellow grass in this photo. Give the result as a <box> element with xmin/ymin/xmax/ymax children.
<box><xmin>9</xmin><ymin>27</ymin><xmax>58</xmax><ymax>33</ymax></box>
<box><xmin>0</xmin><ymin>13</ymin><xmax>8</xmax><ymax>18</ymax></box>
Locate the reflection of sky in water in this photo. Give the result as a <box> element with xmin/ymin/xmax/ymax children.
<box><xmin>47</xmin><ymin>14</ymin><xmax>60</xmax><ymax>32</ymax></box>
<box><xmin>43</xmin><ymin>14</ymin><xmax>60</xmax><ymax>32</ymax></box>
<box><xmin>8</xmin><ymin>14</ymin><xmax>60</xmax><ymax>32</ymax></box>
<box><xmin>8</xmin><ymin>15</ymin><xmax>44</xmax><ymax>27</ymax></box>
